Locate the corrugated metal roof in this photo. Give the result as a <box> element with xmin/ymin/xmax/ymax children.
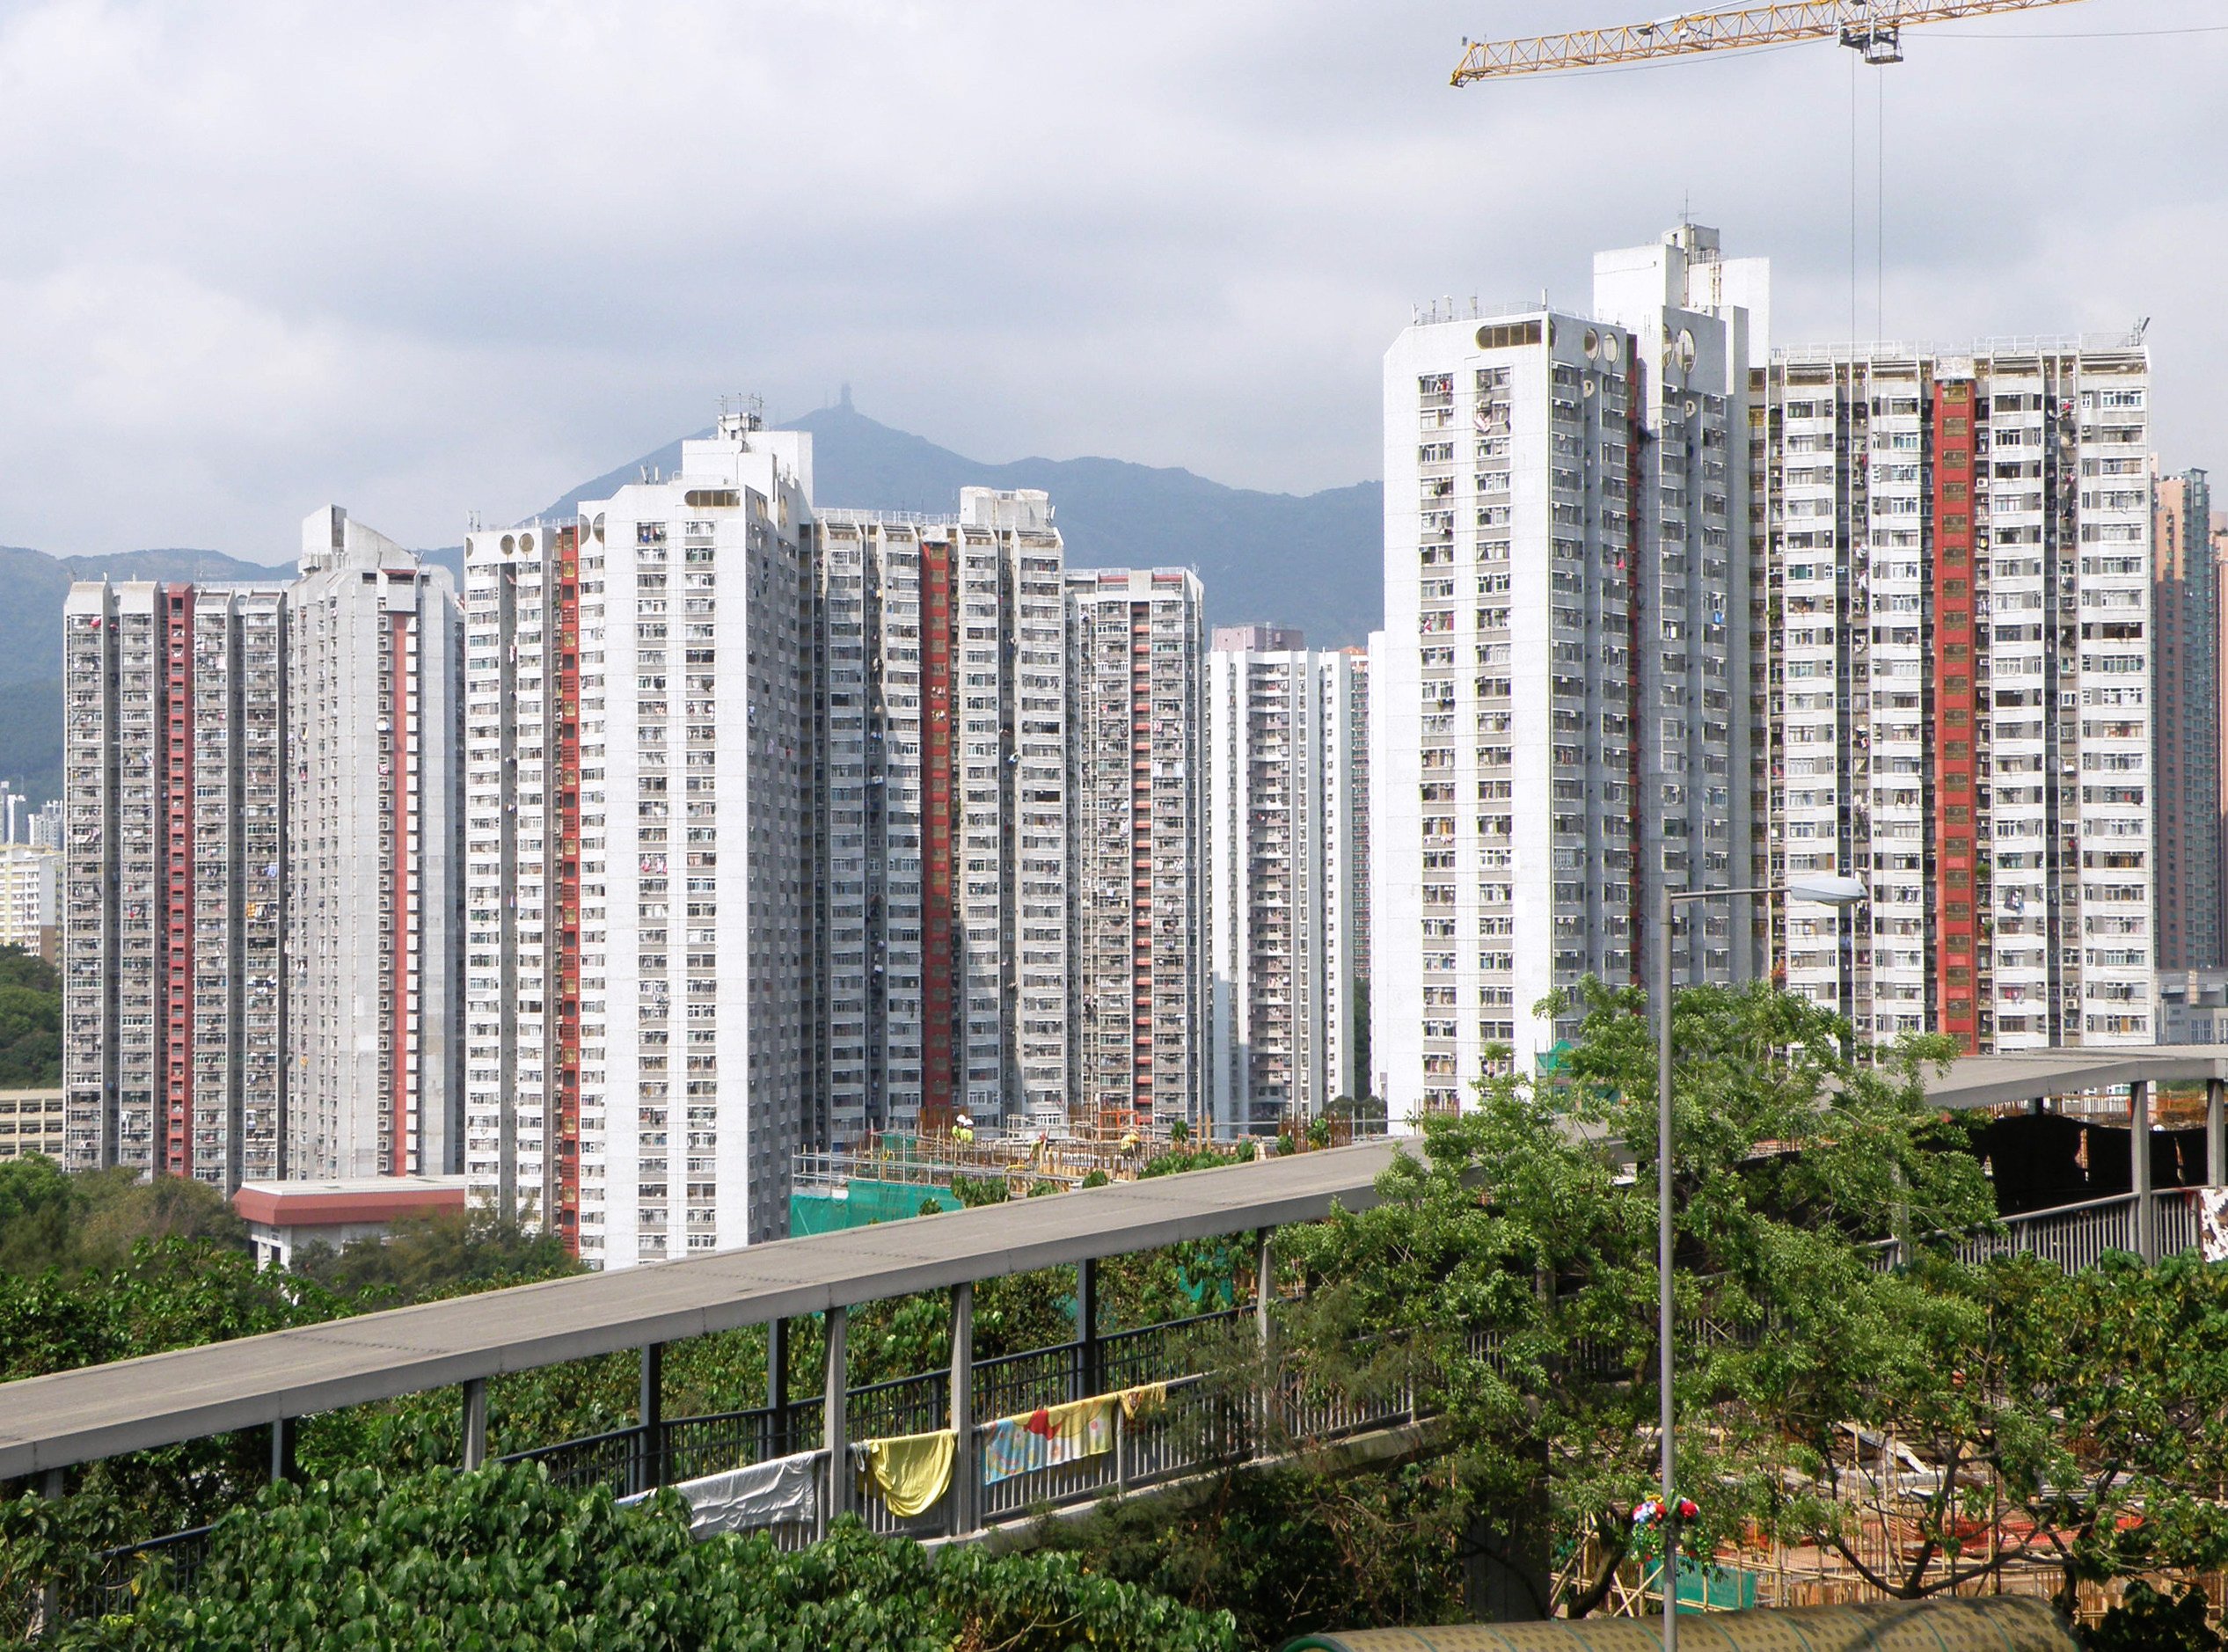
<box><xmin>1281</xmin><ymin>1595</ymin><xmax>2075</xmax><ymax>1649</ymax></box>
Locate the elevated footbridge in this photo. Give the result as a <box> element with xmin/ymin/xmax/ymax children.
<box><xmin>8</xmin><ymin>1044</ymin><xmax>2227</xmax><ymax>1580</ymax></box>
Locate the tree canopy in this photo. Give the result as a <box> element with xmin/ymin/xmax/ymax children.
<box><xmin>33</xmin><ymin>1462</ymin><xmax>1236</xmax><ymax>1652</ymax></box>
<box><xmin>0</xmin><ymin>943</ymin><xmax>60</xmax><ymax>1086</ymax></box>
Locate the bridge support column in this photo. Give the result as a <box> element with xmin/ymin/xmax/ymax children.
<box><xmin>36</xmin><ymin>1469</ymin><xmax>62</xmax><ymax>1632</ymax></box>
<box><xmin>636</xmin><ymin>1342</ymin><xmax>665</xmax><ymax>1494</ymax></box>
<box><xmin>1254</xmin><ymin>1228</ymin><xmax>1276</xmax><ymax>1455</ymax></box>
<box><xmin>269</xmin><ymin>1415</ymin><xmax>296</xmax><ymax>1485</ymax></box>
<box><xmin>823</xmin><ymin>1306</ymin><xmax>848</xmax><ymax>1528</ymax></box>
<box><xmin>950</xmin><ymin>1282</ymin><xmax>975</xmax><ymax>1534</ymax></box>
<box><xmin>765</xmin><ymin>1318</ymin><xmax>790</xmax><ymax>1460</ymax></box>
<box><xmin>462</xmin><ymin>1378</ymin><xmax>488</xmax><ymax>1471</ymax></box>
<box><xmin>2209</xmin><ymin>1079</ymin><xmax>2225</xmax><ymax>1187</ymax></box>
<box><xmin>2131</xmin><ymin>1080</ymin><xmax>2156</xmax><ymax>1265</ymax></box>
<box><xmin>1076</xmin><ymin>1257</ymin><xmax>1101</xmax><ymax>1401</ymax></box>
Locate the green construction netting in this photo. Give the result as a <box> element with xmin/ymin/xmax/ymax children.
<box><xmin>790</xmin><ymin>1180</ymin><xmax>962</xmax><ymax>1235</ymax></box>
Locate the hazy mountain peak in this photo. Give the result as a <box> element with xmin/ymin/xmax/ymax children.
<box><xmin>541</xmin><ymin>399</ymin><xmax>1382</xmax><ymax>646</ymax></box>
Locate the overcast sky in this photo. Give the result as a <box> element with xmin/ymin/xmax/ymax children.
<box><xmin>3</xmin><ymin>0</ymin><xmax>2222</xmax><ymax>557</ymax></box>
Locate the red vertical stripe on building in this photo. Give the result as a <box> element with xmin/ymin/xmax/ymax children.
<box><xmin>919</xmin><ymin>539</ymin><xmax>956</xmax><ymax>1136</ymax></box>
<box><xmin>1931</xmin><ymin>382</ymin><xmax>1980</xmax><ymax>1052</ymax></box>
<box><xmin>163</xmin><ymin>587</ymin><xmax>195</xmax><ymax>1178</ymax></box>
<box><xmin>555</xmin><ymin>531</ymin><xmax>584</xmax><ymax>1252</ymax></box>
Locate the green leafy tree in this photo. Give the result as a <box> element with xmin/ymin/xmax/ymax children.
<box><xmin>0</xmin><ymin>1160</ymin><xmax>245</xmax><ymax>1279</ymax></box>
<box><xmin>63</xmin><ymin>1461</ymin><xmax>1237</xmax><ymax>1651</ymax></box>
<box><xmin>1275</xmin><ymin>977</ymin><xmax>1987</xmax><ymax>1617</ymax></box>
<box><xmin>1040</xmin><ymin>1461</ymin><xmax>1464</xmax><ymax>1649</ymax></box>
<box><xmin>290</xmin><ymin>1199</ymin><xmax>578</xmax><ymax>1303</ymax></box>
<box><xmin>2083</xmin><ymin>1582</ymin><xmax>2224</xmax><ymax>1652</ymax></box>
<box><xmin>0</xmin><ymin>943</ymin><xmax>61</xmax><ymax>1086</ymax></box>
<box><xmin>0</xmin><ymin>1151</ymin><xmax>75</xmax><ymax>1275</ymax></box>
<box><xmin>1787</xmin><ymin>1249</ymin><xmax>2228</xmax><ymax>1605</ymax></box>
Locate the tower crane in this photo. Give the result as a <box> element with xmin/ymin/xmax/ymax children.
<box><xmin>1452</xmin><ymin>0</ymin><xmax>2092</xmax><ymax>84</ymax></box>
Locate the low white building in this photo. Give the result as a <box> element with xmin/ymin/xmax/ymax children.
<box><xmin>233</xmin><ymin>1173</ymin><xmax>467</xmax><ymax>1269</ymax></box>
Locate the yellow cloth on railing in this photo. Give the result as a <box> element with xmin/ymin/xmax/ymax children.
<box><xmin>1118</xmin><ymin>1381</ymin><xmax>1168</xmax><ymax>1420</ymax></box>
<box><xmin>860</xmin><ymin>1429</ymin><xmax>954</xmax><ymax>1517</ymax></box>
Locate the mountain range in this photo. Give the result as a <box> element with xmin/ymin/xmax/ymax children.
<box><xmin>0</xmin><ymin>399</ymin><xmax>1383</xmax><ymax>805</ymax></box>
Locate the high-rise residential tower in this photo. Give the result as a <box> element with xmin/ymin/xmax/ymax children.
<box><xmin>1066</xmin><ymin>568</ymin><xmax>1206</xmax><ymax>1136</ymax></box>
<box><xmin>1205</xmin><ymin>627</ymin><xmax>1369</xmax><ymax>1137</ymax></box>
<box><xmin>463</xmin><ymin>412</ymin><xmax>817</xmax><ymax>1265</ymax></box>
<box><xmin>1758</xmin><ymin>334</ymin><xmax>2155</xmax><ymax>1048</ymax></box>
<box><xmin>1595</xmin><ymin>225</ymin><xmax>1771</xmax><ymax>979</ymax></box>
<box><xmin>287</xmin><ymin>508</ymin><xmax>463</xmax><ymax>1179</ymax></box>
<box><xmin>1371</xmin><ymin>226</ymin><xmax>1765</xmax><ymax>1122</ymax></box>
<box><xmin>815</xmin><ymin>490</ymin><xmax>1067</xmax><ymax>1145</ymax></box>
<box><xmin>62</xmin><ymin>579</ymin><xmax>290</xmax><ymax>1186</ymax></box>
<box><xmin>2152</xmin><ymin>466</ymin><xmax>2221</xmax><ymax>970</ymax></box>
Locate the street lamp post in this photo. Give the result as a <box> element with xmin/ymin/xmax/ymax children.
<box><xmin>1653</xmin><ymin>872</ymin><xmax>1865</xmax><ymax>1647</ymax></box>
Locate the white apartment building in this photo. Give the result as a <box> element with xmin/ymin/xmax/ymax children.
<box><xmin>458</xmin><ymin>518</ymin><xmax>583</xmax><ymax>1245</ymax></box>
<box><xmin>816</xmin><ymin>490</ymin><xmax>1067</xmax><ymax>1145</ymax></box>
<box><xmin>463</xmin><ymin>411</ymin><xmax>818</xmax><ymax>1266</ymax></box>
<box><xmin>1372</xmin><ymin>226</ymin><xmax>1766</xmax><ymax>1122</ymax></box>
<box><xmin>1206</xmin><ymin>628</ymin><xmax>1368</xmax><ymax>1137</ymax></box>
<box><xmin>286</xmin><ymin>508</ymin><xmax>463</xmax><ymax>1179</ymax></box>
<box><xmin>1595</xmin><ymin>225</ymin><xmax>1771</xmax><ymax>979</ymax></box>
<box><xmin>62</xmin><ymin>578</ymin><xmax>290</xmax><ymax>1186</ymax></box>
<box><xmin>1760</xmin><ymin>335</ymin><xmax>2156</xmax><ymax>1048</ymax></box>
<box><xmin>1066</xmin><ymin>568</ymin><xmax>1207</xmax><ymax>1135</ymax></box>
<box><xmin>0</xmin><ymin>844</ymin><xmax>60</xmax><ymax>961</ymax></box>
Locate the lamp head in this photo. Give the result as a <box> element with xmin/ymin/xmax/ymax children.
<box><xmin>1785</xmin><ymin>872</ymin><xmax>1866</xmax><ymax>909</ymax></box>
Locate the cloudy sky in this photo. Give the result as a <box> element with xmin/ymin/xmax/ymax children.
<box><xmin>2</xmin><ymin>0</ymin><xmax>2222</xmax><ymax>556</ymax></box>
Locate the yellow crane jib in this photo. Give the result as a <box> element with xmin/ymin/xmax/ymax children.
<box><xmin>1451</xmin><ymin>0</ymin><xmax>2091</xmax><ymax>84</ymax></box>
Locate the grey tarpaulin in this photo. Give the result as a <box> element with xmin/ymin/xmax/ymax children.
<box><xmin>618</xmin><ymin>1450</ymin><xmax>819</xmax><ymax>1537</ymax></box>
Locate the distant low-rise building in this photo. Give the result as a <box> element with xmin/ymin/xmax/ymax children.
<box><xmin>0</xmin><ymin>1089</ymin><xmax>66</xmax><ymax>1162</ymax></box>
<box><xmin>232</xmin><ymin>1173</ymin><xmax>467</xmax><ymax>1269</ymax></box>
<box><xmin>0</xmin><ymin>844</ymin><xmax>60</xmax><ymax>962</ymax></box>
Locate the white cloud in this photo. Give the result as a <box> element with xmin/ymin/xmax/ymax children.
<box><xmin>0</xmin><ymin>0</ymin><xmax>2223</xmax><ymax>552</ymax></box>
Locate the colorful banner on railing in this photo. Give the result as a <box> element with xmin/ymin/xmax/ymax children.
<box><xmin>982</xmin><ymin>1396</ymin><xmax>1114</xmax><ymax>1484</ymax></box>
<box><xmin>2200</xmin><ymin>1187</ymin><xmax>2228</xmax><ymax>1262</ymax></box>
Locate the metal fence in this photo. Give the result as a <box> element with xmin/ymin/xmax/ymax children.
<box><xmin>1867</xmin><ymin>1189</ymin><xmax>2205</xmax><ymax>1274</ymax></box>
